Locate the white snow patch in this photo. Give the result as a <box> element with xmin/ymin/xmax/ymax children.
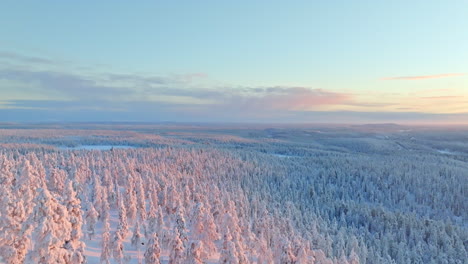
<box><xmin>60</xmin><ymin>145</ymin><xmax>135</xmax><ymax>151</ymax></box>
<box><xmin>436</xmin><ymin>149</ymin><xmax>456</xmax><ymax>155</ymax></box>
<box><xmin>83</xmin><ymin>210</ymin><xmax>221</xmax><ymax>264</ymax></box>
<box><xmin>272</xmin><ymin>153</ymin><xmax>294</xmax><ymax>158</ymax></box>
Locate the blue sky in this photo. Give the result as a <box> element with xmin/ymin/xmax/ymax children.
<box><xmin>1</xmin><ymin>1</ymin><xmax>467</xmax><ymax>123</ymax></box>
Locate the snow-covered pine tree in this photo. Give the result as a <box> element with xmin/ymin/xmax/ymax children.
<box><xmin>25</xmin><ymin>187</ymin><xmax>72</xmax><ymax>263</ymax></box>
<box><xmin>279</xmin><ymin>241</ymin><xmax>297</xmax><ymax>264</ymax></box>
<box><xmin>175</xmin><ymin>205</ymin><xmax>188</xmax><ymax>245</ymax></box>
<box><xmin>85</xmin><ymin>202</ymin><xmax>99</xmax><ymax>240</ymax></box>
<box><xmin>125</xmin><ymin>176</ymin><xmax>138</xmax><ymax>223</ymax></box>
<box><xmin>0</xmin><ymin>158</ymin><xmax>28</xmax><ymax>264</ymax></box>
<box><xmin>146</xmin><ymin>198</ymin><xmax>159</xmax><ymax>237</ymax></box>
<box><xmin>144</xmin><ymin>233</ymin><xmax>161</xmax><ymax>264</ymax></box>
<box><xmin>131</xmin><ymin>220</ymin><xmax>143</xmax><ymax>261</ymax></box>
<box><xmin>117</xmin><ymin>195</ymin><xmax>129</xmax><ymax>238</ymax></box>
<box><xmin>131</xmin><ymin>220</ymin><xmax>143</xmax><ymax>247</ymax></box>
<box><xmin>112</xmin><ymin>230</ymin><xmax>124</xmax><ymax>264</ymax></box>
<box><xmin>135</xmin><ymin>175</ymin><xmax>147</xmax><ymax>222</ymax></box>
<box><xmin>256</xmin><ymin>237</ymin><xmax>273</xmax><ymax>264</ymax></box>
<box><xmin>63</xmin><ymin>180</ymin><xmax>86</xmax><ymax>263</ymax></box>
<box><xmin>100</xmin><ymin>221</ymin><xmax>111</xmax><ymax>264</ymax></box>
<box><xmin>99</xmin><ymin>187</ymin><xmax>110</xmax><ymax>222</ymax></box>
<box><xmin>219</xmin><ymin>240</ymin><xmax>240</xmax><ymax>264</ymax></box>
<box><xmin>190</xmin><ymin>202</ymin><xmax>218</xmax><ymax>258</ymax></box>
<box><xmin>0</xmin><ymin>180</ymin><xmax>28</xmax><ymax>263</ymax></box>
<box><xmin>185</xmin><ymin>240</ymin><xmax>204</xmax><ymax>264</ymax></box>
<box><xmin>48</xmin><ymin>167</ymin><xmax>66</xmax><ymax>194</ymax></box>
<box><xmin>169</xmin><ymin>229</ymin><xmax>185</xmax><ymax>264</ymax></box>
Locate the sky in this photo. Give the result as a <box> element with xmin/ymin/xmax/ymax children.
<box><xmin>0</xmin><ymin>1</ymin><xmax>467</xmax><ymax>124</ymax></box>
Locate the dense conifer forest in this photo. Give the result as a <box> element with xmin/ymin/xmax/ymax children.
<box><xmin>0</xmin><ymin>124</ymin><xmax>466</xmax><ymax>263</ymax></box>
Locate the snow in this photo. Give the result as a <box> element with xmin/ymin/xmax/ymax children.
<box><xmin>81</xmin><ymin>210</ymin><xmax>221</xmax><ymax>264</ymax></box>
<box><xmin>60</xmin><ymin>145</ymin><xmax>136</xmax><ymax>151</ymax></box>
<box><xmin>83</xmin><ymin>211</ymin><xmax>145</xmax><ymax>263</ymax></box>
<box><xmin>1</xmin><ymin>125</ymin><xmax>467</xmax><ymax>264</ymax></box>
<box><xmin>272</xmin><ymin>153</ymin><xmax>294</xmax><ymax>158</ymax></box>
<box><xmin>436</xmin><ymin>149</ymin><xmax>457</xmax><ymax>155</ymax></box>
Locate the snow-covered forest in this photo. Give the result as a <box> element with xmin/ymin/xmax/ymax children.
<box><xmin>0</xmin><ymin>124</ymin><xmax>466</xmax><ymax>263</ymax></box>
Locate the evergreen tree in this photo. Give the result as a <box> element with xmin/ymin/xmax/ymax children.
<box><xmin>100</xmin><ymin>222</ymin><xmax>111</xmax><ymax>264</ymax></box>
<box><xmin>85</xmin><ymin>202</ymin><xmax>99</xmax><ymax>240</ymax></box>
<box><xmin>169</xmin><ymin>230</ymin><xmax>185</xmax><ymax>264</ymax></box>
<box><xmin>25</xmin><ymin>188</ymin><xmax>72</xmax><ymax>264</ymax></box>
<box><xmin>112</xmin><ymin>231</ymin><xmax>124</xmax><ymax>264</ymax></box>
<box><xmin>117</xmin><ymin>195</ymin><xmax>129</xmax><ymax>238</ymax></box>
<box><xmin>185</xmin><ymin>241</ymin><xmax>204</xmax><ymax>264</ymax></box>
<box><xmin>144</xmin><ymin>233</ymin><xmax>161</xmax><ymax>264</ymax></box>
<box><xmin>63</xmin><ymin>180</ymin><xmax>85</xmax><ymax>263</ymax></box>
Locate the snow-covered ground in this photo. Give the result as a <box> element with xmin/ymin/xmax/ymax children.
<box><xmin>60</xmin><ymin>145</ymin><xmax>136</xmax><ymax>151</ymax></box>
<box><xmin>271</xmin><ymin>153</ymin><xmax>294</xmax><ymax>158</ymax></box>
<box><xmin>436</xmin><ymin>149</ymin><xmax>457</xmax><ymax>155</ymax></box>
<box><xmin>1</xmin><ymin>125</ymin><xmax>467</xmax><ymax>264</ymax></box>
<box><xmin>83</xmin><ymin>210</ymin><xmax>222</xmax><ymax>264</ymax></box>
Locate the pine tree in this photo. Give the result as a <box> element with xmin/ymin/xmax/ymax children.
<box><xmin>175</xmin><ymin>206</ymin><xmax>188</xmax><ymax>245</ymax></box>
<box><xmin>131</xmin><ymin>221</ymin><xmax>143</xmax><ymax>247</ymax></box>
<box><xmin>296</xmin><ymin>244</ymin><xmax>312</xmax><ymax>264</ymax></box>
<box><xmin>191</xmin><ymin>202</ymin><xmax>218</xmax><ymax>258</ymax></box>
<box><xmin>85</xmin><ymin>202</ymin><xmax>99</xmax><ymax>240</ymax></box>
<box><xmin>63</xmin><ymin>180</ymin><xmax>85</xmax><ymax>263</ymax></box>
<box><xmin>100</xmin><ymin>222</ymin><xmax>111</xmax><ymax>264</ymax></box>
<box><xmin>112</xmin><ymin>231</ymin><xmax>124</xmax><ymax>264</ymax></box>
<box><xmin>135</xmin><ymin>176</ymin><xmax>147</xmax><ymax>222</ymax></box>
<box><xmin>99</xmin><ymin>187</ymin><xmax>110</xmax><ymax>222</ymax></box>
<box><xmin>256</xmin><ymin>238</ymin><xmax>273</xmax><ymax>264</ymax></box>
<box><xmin>144</xmin><ymin>233</ymin><xmax>161</xmax><ymax>264</ymax></box>
<box><xmin>185</xmin><ymin>241</ymin><xmax>204</xmax><ymax>264</ymax></box>
<box><xmin>48</xmin><ymin>167</ymin><xmax>66</xmax><ymax>194</ymax></box>
<box><xmin>0</xmin><ymin>158</ymin><xmax>28</xmax><ymax>264</ymax></box>
<box><xmin>219</xmin><ymin>240</ymin><xmax>239</xmax><ymax>264</ymax></box>
<box><xmin>279</xmin><ymin>241</ymin><xmax>297</xmax><ymax>264</ymax></box>
<box><xmin>131</xmin><ymin>221</ymin><xmax>143</xmax><ymax>261</ymax></box>
<box><xmin>25</xmin><ymin>188</ymin><xmax>72</xmax><ymax>264</ymax></box>
<box><xmin>125</xmin><ymin>176</ymin><xmax>138</xmax><ymax>223</ymax></box>
<box><xmin>117</xmin><ymin>195</ymin><xmax>129</xmax><ymax>238</ymax></box>
<box><xmin>146</xmin><ymin>200</ymin><xmax>160</xmax><ymax>237</ymax></box>
<box><xmin>169</xmin><ymin>230</ymin><xmax>185</xmax><ymax>264</ymax></box>
<box><xmin>156</xmin><ymin>205</ymin><xmax>165</xmax><ymax>229</ymax></box>
<box><xmin>0</xmin><ymin>185</ymin><xmax>28</xmax><ymax>264</ymax></box>
<box><xmin>349</xmin><ymin>249</ymin><xmax>360</xmax><ymax>264</ymax></box>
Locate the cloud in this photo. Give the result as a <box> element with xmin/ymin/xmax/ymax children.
<box><xmin>222</xmin><ymin>87</ymin><xmax>352</xmax><ymax>111</ymax></box>
<box><xmin>2</xmin><ymin>50</ymin><xmax>466</xmax><ymax>124</ymax></box>
<box><xmin>105</xmin><ymin>73</ymin><xmax>169</xmax><ymax>85</ymax></box>
<box><xmin>344</xmin><ymin>102</ymin><xmax>397</xmax><ymax>107</ymax></box>
<box><xmin>0</xmin><ymin>67</ymin><xmax>356</xmax><ymax>122</ymax></box>
<box><xmin>0</xmin><ymin>69</ymin><xmax>131</xmax><ymax>100</ymax></box>
<box><xmin>2</xmin><ymin>103</ymin><xmax>467</xmax><ymax>124</ymax></box>
<box><xmin>0</xmin><ymin>51</ymin><xmax>54</xmax><ymax>64</ymax></box>
<box><xmin>381</xmin><ymin>73</ymin><xmax>465</xmax><ymax>80</ymax></box>
<box><xmin>419</xmin><ymin>96</ymin><xmax>464</xmax><ymax>100</ymax></box>
<box><xmin>0</xmin><ymin>67</ymin><xmax>353</xmax><ymax>112</ymax></box>
<box><xmin>0</xmin><ymin>66</ymin><xmax>466</xmax><ymax>124</ymax></box>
